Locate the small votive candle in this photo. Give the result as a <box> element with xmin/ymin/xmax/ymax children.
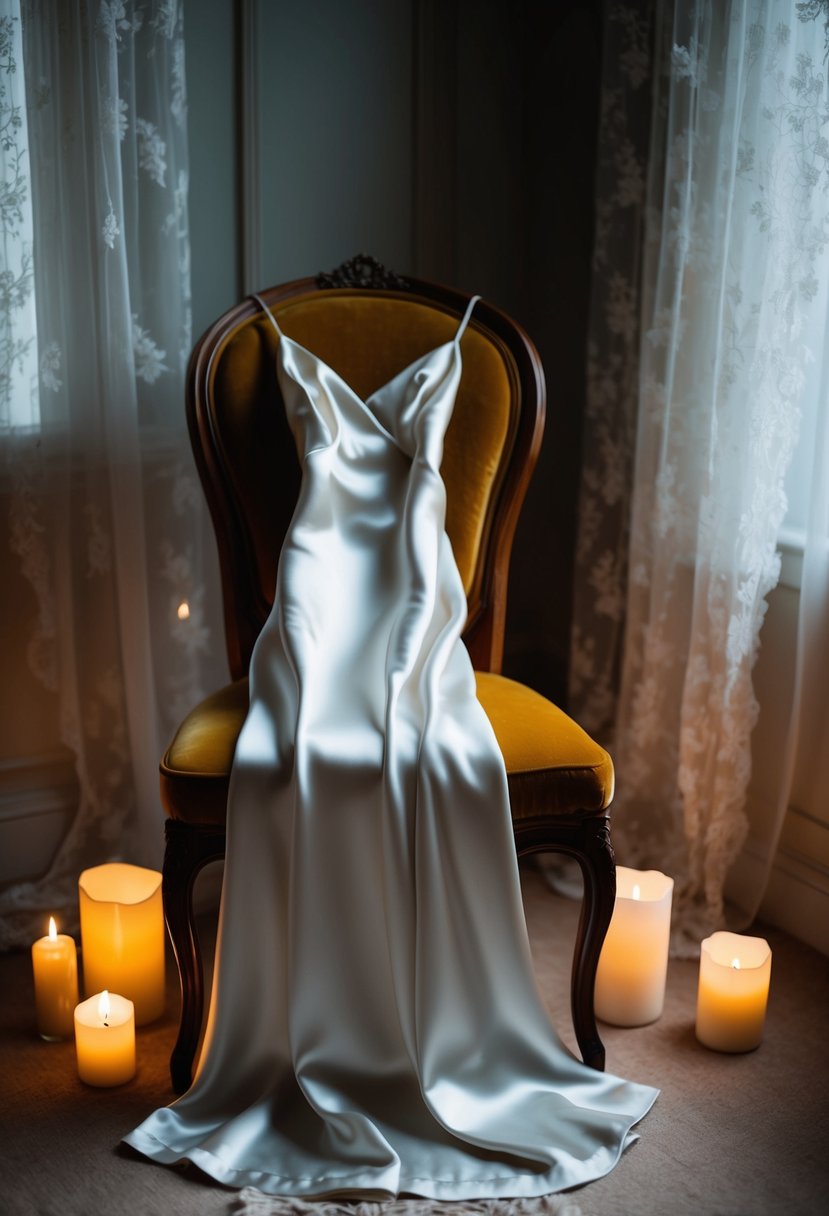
<box><xmin>74</xmin><ymin>990</ymin><xmax>136</xmax><ymax>1086</ymax></box>
<box><xmin>31</xmin><ymin>916</ymin><xmax>79</xmax><ymax>1040</ymax></box>
<box><xmin>78</xmin><ymin>862</ymin><xmax>165</xmax><ymax>1025</ymax></box>
<box><xmin>695</xmin><ymin>931</ymin><xmax>772</xmax><ymax>1053</ymax></box>
<box><xmin>594</xmin><ymin>866</ymin><xmax>674</xmax><ymax>1027</ymax></box>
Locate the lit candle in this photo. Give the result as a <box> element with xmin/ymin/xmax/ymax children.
<box><xmin>78</xmin><ymin>863</ymin><xmax>165</xmax><ymax>1025</ymax></box>
<box><xmin>695</xmin><ymin>931</ymin><xmax>772</xmax><ymax>1053</ymax></box>
<box><xmin>594</xmin><ymin>866</ymin><xmax>674</xmax><ymax>1026</ymax></box>
<box><xmin>31</xmin><ymin>916</ymin><xmax>79</xmax><ymax>1040</ymax></box>
<box><xmin>74</xmin><ymin>990</ymin><xmax>136</xmax><ymax>1086</ymax></box>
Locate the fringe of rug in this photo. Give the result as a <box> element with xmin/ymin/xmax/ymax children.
<box><xmin>232</xmin><ymin>1185</ymin><xmax>583</xmax><ymax>1216</ymax></box>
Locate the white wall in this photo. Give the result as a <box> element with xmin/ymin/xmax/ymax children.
<box><xmin>186</xmin><ymin>0</ymin><xmax>238</xmax><ymax>340</ymax></box>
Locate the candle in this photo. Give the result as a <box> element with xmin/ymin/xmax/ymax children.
<box><xmin>594</xmin><ymin>866</ymin><xmax>674</xmax><ymax>1026</ymax></box>
<box><xmin>31</xmin><ymin>916</ymin><xmax>79</xmax><ymax>1040</ymax></box>
<box><xmin>74</xmin><ymin>990</ymin><xmax>136</xmax><ymax>1086</ymax></box>
<box><xmin>78</xmin><ymin>863</ymin><xmax>165</xmax><ymax>1025</ymax></box>
<box><xmin>695</xmin><ymin>931</ymin><xmax>772</xmax><ymax>1052</ymax></box>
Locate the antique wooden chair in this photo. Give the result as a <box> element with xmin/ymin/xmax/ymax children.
<box><xmin>162</xmin><ymin>256</ymin><xmax>616</xmax><ymax>1093</ymax></box>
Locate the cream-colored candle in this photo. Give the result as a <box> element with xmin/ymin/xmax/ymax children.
<box><xmin>74</xmin><ymin>990</ymin><xmax>136</xmax><ymax>1086</ymax></box>
<box><xmin>31</xmin><ymin>916</ymin><xmax>79</xmax><ymax>1040</ymax></box>
<box><xmin>696</xmin><ymin>931</ymin><xmax>772</xmax><ymax>1052</ymax></box>
<box><xmin>78</xmin><ymin>863</ymin><xmax>165</xmax><ymax>1025</ymax></box>
<box><xmin>594</xmin><ymin>866</ymin><xmax>674</xmax><ymax>1026</ymax></box>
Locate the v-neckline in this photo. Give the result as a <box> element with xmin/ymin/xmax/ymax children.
<box><xmin>254</xmin><ymin>293</ymin><xmax>480</xmax><ymax>407</ymax></box>
<box><xmin>278</xmin><ymin>333</ymin><xmax>456</xmax><ymax>402</ymax></box>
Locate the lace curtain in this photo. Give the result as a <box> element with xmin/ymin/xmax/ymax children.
<box><xmin>572</xmin><ymin>0</ymin><xmax>829</xmax><ymax>952</ymax></box>
<box><xmin>0</xmin><ymin>0</ymin><xmax>225</xmax><ymax>947</ymax></box>
<box><xmin>570</xmin><ymin>2</ymin><xmax>655</xmax><ymax>744</ymax></box>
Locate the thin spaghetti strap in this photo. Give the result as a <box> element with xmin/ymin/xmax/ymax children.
<box><xmin>454</xmin><ymin>294</ymin><xmax>481</xmax><ymax>343</ymax></box>
<box><xmin>251</xmin><ymin>292</ymin><xmax>283</xmax><ymax>337</ymax></box>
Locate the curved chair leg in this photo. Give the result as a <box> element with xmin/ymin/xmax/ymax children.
<box><xmin>514</xmin><ymin>812</ymin><xmax>615</xmax><ymax>1072</ymax></box>
<box><xmin>162</xmin><ymin>819</ymin><xmax>227</xmax><ymax>1094</ymax></box>
<box><xmin>570</xmin><ymin>815</ymin><xmax>615</xmax><ymax>1072</ymax></box>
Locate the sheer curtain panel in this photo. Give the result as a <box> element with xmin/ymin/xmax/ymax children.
<box><xmin>570</xmin><ymin>1</ymin><xmax>655</xmax><ymax>743</ymax></box>
<box><xmin>574</xmin><ymin>0</ymin><xmax>829</xmax><ymax>952</ymax></box>
<box><xmin>0</xmin><ymin>0</ymin><xmax>225</xmax><ymax>948</ymax></box>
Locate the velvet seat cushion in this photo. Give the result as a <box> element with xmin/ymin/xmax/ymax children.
<box><xmin>160</xmin><ymin>672</ymin><xmax>614</xmax><ymax>828</ymax></box>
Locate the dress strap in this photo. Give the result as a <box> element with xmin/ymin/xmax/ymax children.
<box><xmin>454</xmin><ymin>294</ymin><xmax>480</xmax><ymax>344</ymax></box>
<box><xmin>251</xmin><ymin>292</ymin><xmax>283</xmax><ymax>337</ymax></box>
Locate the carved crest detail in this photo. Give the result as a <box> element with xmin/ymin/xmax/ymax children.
<box><xmin>316</xmin><ymin>253</ymin><xmax>409</xmax><ymax>291</ymax></box>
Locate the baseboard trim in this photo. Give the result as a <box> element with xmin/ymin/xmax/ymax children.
<box><xmin>0</xmin><ymin>750</ymin><xmax>79</xmax><ymax>887</ymax></box>
<box><xmin>727</xmin><ymin>828</ymin><xmax>829</xmax><ymax>956</ymax></box>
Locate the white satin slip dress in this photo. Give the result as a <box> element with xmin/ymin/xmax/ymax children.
<box><xmin>124</xmin><ymin>294</ymin><xmax>657</xmax><ymax>1199</ymax></box>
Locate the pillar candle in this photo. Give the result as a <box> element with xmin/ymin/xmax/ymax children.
<box><xmin>74</xmin><ymin>990</ymin><xmax>136</xmax><ymax>1086</ymax></box>
<box><xmin>695</xmin><ymin>931</ymin><xmax>772</xmax><ymax>1052</ymax></box>
<box><xmin>31</xmin><ymin>917</ymin><xmax>79</xmax><ymax>1040</ymax></box>
<box><xmin>78</xmin><ymin>863</ymin><xmax>165</xmax><ymax>1025</ymax></box>
<box><xmin>594</xmin><ymin>866</ymin><xmax>674</xmax><ymax>1027</ymax></box>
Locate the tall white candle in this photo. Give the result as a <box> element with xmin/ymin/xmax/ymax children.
<box><xmin>594</xmin><ymin>866</ymin><xmax>674</xmax><ymax>1027</ymax></box>
<box><xmin>74</xmin><ymin>990</ymin><xmax>136</xmax><ymax>1086</ymax></box>
<box><xmin>78</xmin><ymin>863</ymin><xmax>165</xmax><ymax>1025</ymax></box>
<box><xmin>31</xmin><ymin>917</ymin><xmax>79</xmax><ymax>1040</ymax></box>
<box><xmin>696</xmin><ymin>931</ymin><xmax>772</xmax><ymax>1052</ymax></box>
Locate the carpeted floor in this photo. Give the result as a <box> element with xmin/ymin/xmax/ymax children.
<box><xmin>1</xmin><ymin>866</ymin><xmax>827</xmax><ymax>1216</ymax></box>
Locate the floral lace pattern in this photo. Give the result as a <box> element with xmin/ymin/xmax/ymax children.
<box><xmin>0</xmin><ymin>0</ymin><xmax>225</xmax><ymax>948</ymax></box>
<box><xmin>573</xmin><ymin>1</ymin><xmax>829</xmax><ymax>952</ymax></box>
<box><xmin>0</xmin><ymin>2</ymin><xmax>37</xmax><ymax>429</ymax></box>
<box><xmin>570</xmin><ymin>1</ymin><xmax>655</xmax><ymax>742</ymax></box>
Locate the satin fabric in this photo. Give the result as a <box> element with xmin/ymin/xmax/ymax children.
<box><xmin>124</xmin><ymin>297</ymin><xmax>657</xmax><ymax>1199</ymax></box>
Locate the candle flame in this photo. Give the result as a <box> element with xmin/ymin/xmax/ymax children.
<box><xmin>48</xmin><ymin>916</ymin><xmax>57</xmax><ymax>940</ymax></box>
<box><xmin>98</xmin><ymin>990</ymin><xmax>111</xmax><ymax>1024</ymax></box>
<box><xmin>731</xmin><ymin>958</ymin><xmax>741</xmax><ymax>970</ymax></box>
<box><xmin>177</xmin><ymin>600</ymin><xmax>190</xmax><ymax>621</ymax></box>
<box><xmin>632</xmin><ymin>884</ymin><xmax>641</xmax><ymax>900</ymax></box>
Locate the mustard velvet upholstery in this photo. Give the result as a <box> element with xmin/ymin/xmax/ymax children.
<box><xmin>160</xmin><ymin>673</ymin><xmax>614</xmax><ymax>830</ymax></box>
<box><xmin>160</xmin><ymin>681</ymin><xmax>247</xmax><ymax>827</ymax></box>
<box><xmin>475</xmin><ymin>673</ymin><xmax>614</xmax><ymax>812</ymax></box>
<box><xmin>163</xmin><ymin>274</ymin><xmax>616</xmax><ymax>1093</ymax></box>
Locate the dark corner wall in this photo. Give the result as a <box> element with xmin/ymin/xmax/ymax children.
<box><xmin>185</xmin><ymin>0</ymin><xmax>603</xmax><ymax>705</ymax></box>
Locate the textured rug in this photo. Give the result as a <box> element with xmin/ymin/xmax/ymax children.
<box><xmin>232</xmin><ymin>1188</ymin><xmax>582</xmax><ymax>1216</ymax></box>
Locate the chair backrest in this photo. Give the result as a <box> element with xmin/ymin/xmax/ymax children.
<box><xmin>187</xmin><ymin>264</ymin><xmax>545</xmax><ymax>679</ymax></box>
